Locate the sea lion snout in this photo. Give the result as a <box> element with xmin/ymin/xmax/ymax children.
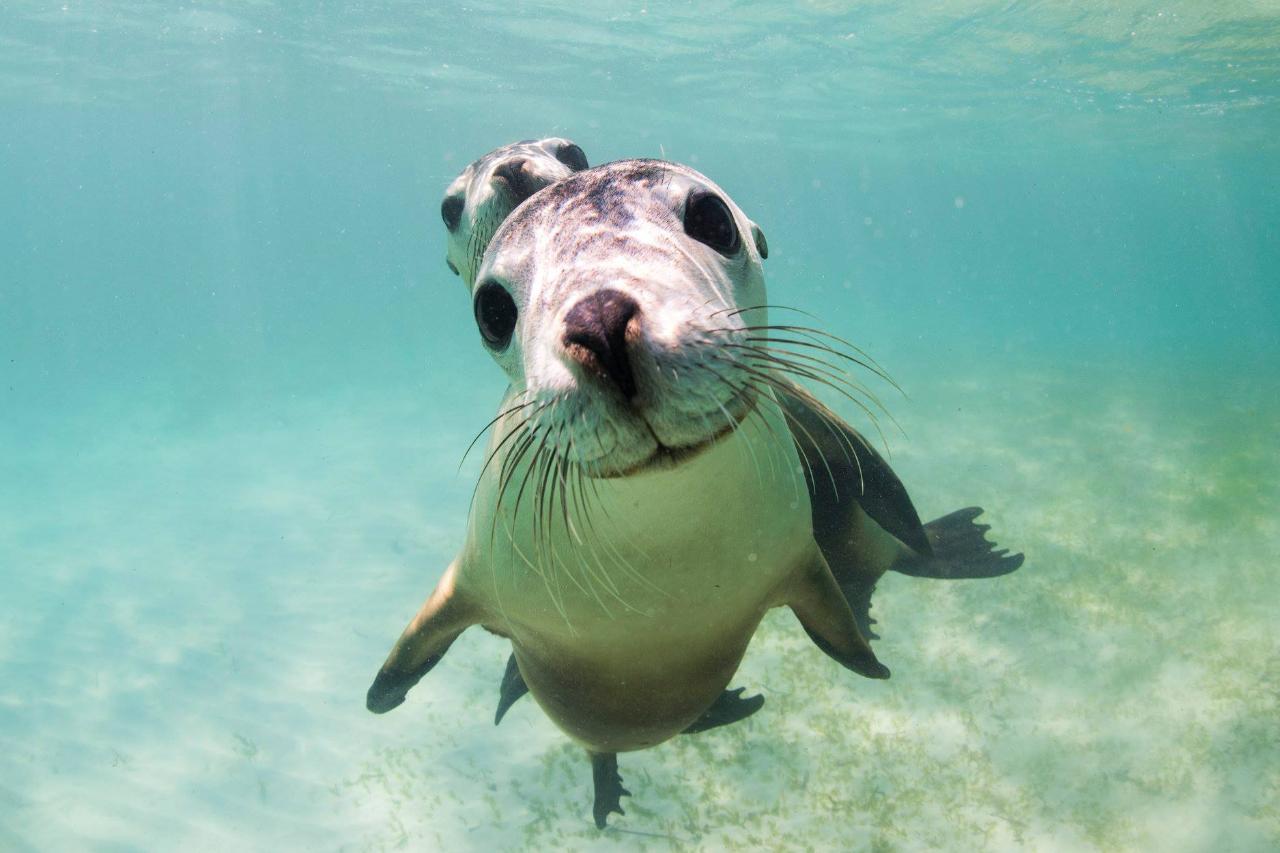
<box><xmin>562</xmin><ymin>289</ymin><xmax>642</xmax><ymax>400</ymax></box>
<box><xmin>492</xmin><ymin>157</ymin><xmax>540</xmax><ymax>203</ymax></box>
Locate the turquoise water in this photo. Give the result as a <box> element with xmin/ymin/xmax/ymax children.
<box><xmin>2</xmin><ymin>2</ymin><xmax>1278</xmax><ymax>850</ymax></box>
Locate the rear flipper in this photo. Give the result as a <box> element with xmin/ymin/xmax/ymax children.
<box><xmin>681</xmin><ymin>687</ymin><xmax>765</xmax><ymax>734</ymax></box>
<box><xmin>582</xmin><ymin>690</ymin><xmax>763</xmax><ymax>829</ymax></box>
<box><xmin>894</xmin><ymin>507</ymin><xmax>1024</xmax><ymax>579</ymax></box>
<box><xmin>493</xmin><ymin>653</ymin><xmax>527</xmax><ymax>725</ymax></box>
<box><xmin>839</xmin><ymin>576</ymin><xmax>880</xmax><ymax>641</ymax></box>
<box><xmin>494</xmin><ymin>653</ymin><xmax>764</xmax><ymax>734</ymax></box>
<box><xmin>590</xmin><ymin>752</ymin><xmax>630</xmax><ymax>829</ymax></box>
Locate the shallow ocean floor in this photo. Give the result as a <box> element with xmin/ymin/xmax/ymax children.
<box><xmin>1</xmin><ymin>365</ymin><xmax>1276</xmax><ymax>851</ymax></box>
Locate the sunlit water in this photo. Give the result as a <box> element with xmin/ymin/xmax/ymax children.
<box><xmin>2</xmin><ymin>3</ymin><xmax>1278</xmax><ymax>850</ymax></box>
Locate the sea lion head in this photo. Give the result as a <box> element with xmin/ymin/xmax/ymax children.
<box><xmin>441</xmin><ymin>137</ymin><xmax>590</xmax><ymax>287</ymax></box>
<box><xmin>473</xmin><ymin>159</ymin><xmax>773</xmax><ymax>478</ymax></box>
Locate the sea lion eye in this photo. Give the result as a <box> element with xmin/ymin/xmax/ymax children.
<box><xmin>474</xmin><ymin>281</ymin><xmax>518</xmax><ymax>350</ymax></box>
<box><xmin>554</xmin><ymin>142</ymin><xmax>588</xmax><ymax>172</ymax></box>
<box><xmin>441</xmin><ymin>195</ymin><xmax>464</xmax><ymax>231</ymax></box>
<box><xmin>683</xmin><ymin>191</ymin><xmax>740</xmax><ymax>255</ymax></box>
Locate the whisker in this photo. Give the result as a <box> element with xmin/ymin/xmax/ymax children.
<box><xmin>732</xmin><ymin>323</ymin><xmax>900</xmax><ymax>391</ymax></box>
<box><xmin>481</xmin><ymin>398</ymin><xmax>555</xmax><ymax>487</ymax></box>
<box><xmin>734</xmin><ymin>344</ymin><xmax>903</xmax><ymax>440</ymax></box>
<box><xmin>490</xmin><ymin>425</ymin><xmax>542</xmax><ymax>545</ymax></box>
<box><xmin>705</xmin><ymin>319</ymin><xmax>897</xmax><ymax>390</ymax></box>
<box><xmin>733</xmin><ymin>331</ymin><xmax>899</xmax><ymax>391</ymax></box>
<box><xmin>709</xmin><ymin>303</ymin><xmax>822</xmax><ymax>324</ymax></box>
<box><xmin>539</xmin><ymin>437</ymin><xmax>602</xmax><ymax>612</ymax></box>
<box><xmin>707</xmin><ymin>357</ymin><xmax>830</xmax><ymax>501</ymax></box>
<box><xmin>717</xmin><ymin>356</ymin><xmax>871</xmax><ymax>486</ymax></box>
<box><xmin>727</xmin><ymin>341</ymin><xmax>895</xmax><ymax>428</ymax></box>
<box><xmin>459</xmin><ymin>397</ymin><xmax>535</xmax><ymax>470</ymax></box>
<box><xmin>569</xmin><ymin>421</ymin><xmax>666</xmax><ymax>598</ymax></box>
<box><xmin>734</xmin><ymin>348</ymin><xmax>894</xmax><ymax>452</ymax></box>
<box><xmin>691</xmin><ymin>361</ymin><xmax>768</xmax><ymax>489</ymax></box>
<box><xmin>487</xmin><ymin>422</ymin><xmax>538</xmax><ymax>542</ymax></box>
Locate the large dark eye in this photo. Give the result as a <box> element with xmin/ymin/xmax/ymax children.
<box><xmin>474</xmin><ymin>281</ymin><xmax>518</xmax><ymax>350</ymax></box>
<box><xmin>441</xmin><ymin>195</ymin><xmax>464</xmax><ymax>231</ymax></box>
<box><xmin>683</xmin><ymin>191</ymin><xmax>740</xmax><ymax>255</ymax></box>
<box><xmin>554</xmin><ymin>142</ymin><xmax>588</xmax><ymax>172</ymax></box>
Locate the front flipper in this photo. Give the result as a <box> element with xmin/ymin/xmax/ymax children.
<box><xmin>590</xmin><ymin>752</ymin><xmax>630</xmax><ymax>829</ymax></box>
<box><xmin>367</xmin><ymin>559</ymin><xmax>479</xmax><ymax>714</ymax></box>
<box><xmin>682</xmin><ymin>687</ymin><xmax>765</xmax><ymax>734</ymax></box>
<box><xmin>493</xmin><ymin>652</ymin><xmax>528</xmax><ymax>725</ymax></box>
<box><xmin>787</xmin><ymin>549</ymin><xmax>889</xmax><ymax>680</ymax></box>
<box><xmin>774</xmin><ymin>377</ymin><xmax>931</xmax><ymax>558</ymax></box>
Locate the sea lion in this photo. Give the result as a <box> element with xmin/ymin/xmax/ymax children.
<box><xmin>441</xmin><ymin>137</ymin><xmax>589</xmax><ymax>288</ymax></box>
<box><xmin>443</xmin><ymin>140</ymin><xmax>769</xmax><ymax>731</ymax></box>
<box><xmin>445</xmin><ymin>145</ymin><xmax>1022</xmax><ymax>727</ymax></box>
<box><xmin>370</xmin><ymin>159</ymin><xmax>1023</xmax><ymax>827</ymax></box>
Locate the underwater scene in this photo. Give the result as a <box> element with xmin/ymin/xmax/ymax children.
<box><xmin>2</xmin><ymin>2</ymin><xmax>1278</xmax><ymax>850</ymax></box>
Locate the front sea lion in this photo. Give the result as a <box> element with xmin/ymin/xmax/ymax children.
<box><xmin>370</xmin><ymin>159</ymin><xmax>1023</xmax><ymax>827</ymax></box>
<box><xmin>444</xmin><ymin>140</ymin><xmax>769</xmax><ymax>731</ymax></box>
<box><xmin>447</xmin><ymin>144</ymin><xmax>1023</xmax><ymax>727</ymax></box>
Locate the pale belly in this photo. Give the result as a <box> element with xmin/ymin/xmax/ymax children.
<box><xmin>459</xmin><ymin>395</ymin><xmax>815</xmax><ymax>751</ymax></box>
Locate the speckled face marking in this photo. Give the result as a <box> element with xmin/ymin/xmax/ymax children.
<box><xmin>473</xmin><ymin>159</ymin><xmax>773</xmax><ymax>478</ymax></box>
<box><xmin>441</xmin><ymin>137</ymin><xmax>589</xmax><ymax>287</ymax></box>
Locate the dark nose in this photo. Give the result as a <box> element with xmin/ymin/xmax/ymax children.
<box><xmin>492</xmin><ymin>158</ymin><xmax>537</xmax><ymax>203</ymax></box>
<box><xmin>563</xmin><ymin>289</ymin><xmax>640</xmax><ymax>400</ymax></box>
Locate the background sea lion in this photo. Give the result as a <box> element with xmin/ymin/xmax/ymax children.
<box><xmin>441</xmin><ymin>137</ymin><xmax>589</xmax><ymax>288</ymax></box>
<box><xmin>371</xmin><ymin>159</ymin><xmax>1023</xmax><ymax>827</ymax></box>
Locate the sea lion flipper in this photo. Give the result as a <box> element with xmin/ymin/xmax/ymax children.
<box><xmin>839</xmin><ymin>575</ymin><xmax>880</xmax><ymax>641</ymax></box>
<box><xmin>895</xmin><ymin>506</ymin><xmax>1025</xmax><ymax>578</ymax></box>
<box><xmin>774</xmin><ymin>377</ymin><xmax>932</xmax><ymax>557</ymax></box>
<box><xmin>494</xmin><ymin>652</ymin><xmax>529</xmax><ymax>725</ymax></box>
<box><xmin>589</xmin><ymin>752</ymin><xmax>630</xmax><ymax>829</ymax></box>
<box><xmin>366</xmin><ymin>559</ymin><xmax>478</xmax><ymax>714</ymax></box>
<box><xmin>788</xmin><ymin>551</ymin><xmax>890</xmax><ymax>680</ymax></box>
<box><xmin>681</xmin><ymin>687</ymin><xmax>765</xmax><ymax>734</ymax></box>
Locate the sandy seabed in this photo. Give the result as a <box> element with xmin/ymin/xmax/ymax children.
<box><xmin>1</xmin><ymin>365</ymin><xmax>1276</xmax><ymax>852</ymax></box>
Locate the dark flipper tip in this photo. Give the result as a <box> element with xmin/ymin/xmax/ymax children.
<box><xmin>802</xmin><ymin>624</ymin><xmax>891</xmax><ymax>680</ymax></box>
<box><xmin>366</xmin><ymin>669</ymin><xmax>411</xmax><ymax>714</ymax></box>
<box><xmin>682</xmin><ymin>687</ymin><xmax>766</xmax><ymax>734</ymax></box>
<box><xmin>590</xmin><ymin>752</ymin><xmax>630</xmax><ymax>829</ymax></box>
<box><xmin>494</xmin><ymin>653</ymin><xmax>529</xmax><ymax>725</ymax></box>
<box><xmin>366</xmin><ymin>650</ymin><xmax>449</xmax><ymax>714</ymax></box>
<box><xmin>866</xmin><ymin>660</ymin><xmax>891</xmax><ymax>679</ymax></box>
<box><xmin>896</xmin><ymin>506</ymin><xmax>1026</xmax><ymax>579</ymax></box>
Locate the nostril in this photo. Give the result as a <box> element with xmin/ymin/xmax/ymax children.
<box><xmin>565</xmin><ymin>290</ymin><xmax>638</xmax><ymax>346</ymax></box>
<box><xmin>493</xmin><ymin>158</ymin><xmax>535</xmax><ymax>202</ymax></box>
<box><xmin>563</xmin><ymin>289</ymin><xmax>641</xmax><ymax>400</ymax></box>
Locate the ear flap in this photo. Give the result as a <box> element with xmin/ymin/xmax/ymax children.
<box><xmin>750</xmin><ymin>222</ymin><xmax>769</xmax><ymax>260</ymax></box>
<box><xmin>554</xmin><ymin>141</ymin><xmax>589</xmax><ymax>172</ymax></box>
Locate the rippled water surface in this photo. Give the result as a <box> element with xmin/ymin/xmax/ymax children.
<box><xmin>2</xmin><ymin>2</ymin><xmax>1277</xmax><ymax>850</ymax></box>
